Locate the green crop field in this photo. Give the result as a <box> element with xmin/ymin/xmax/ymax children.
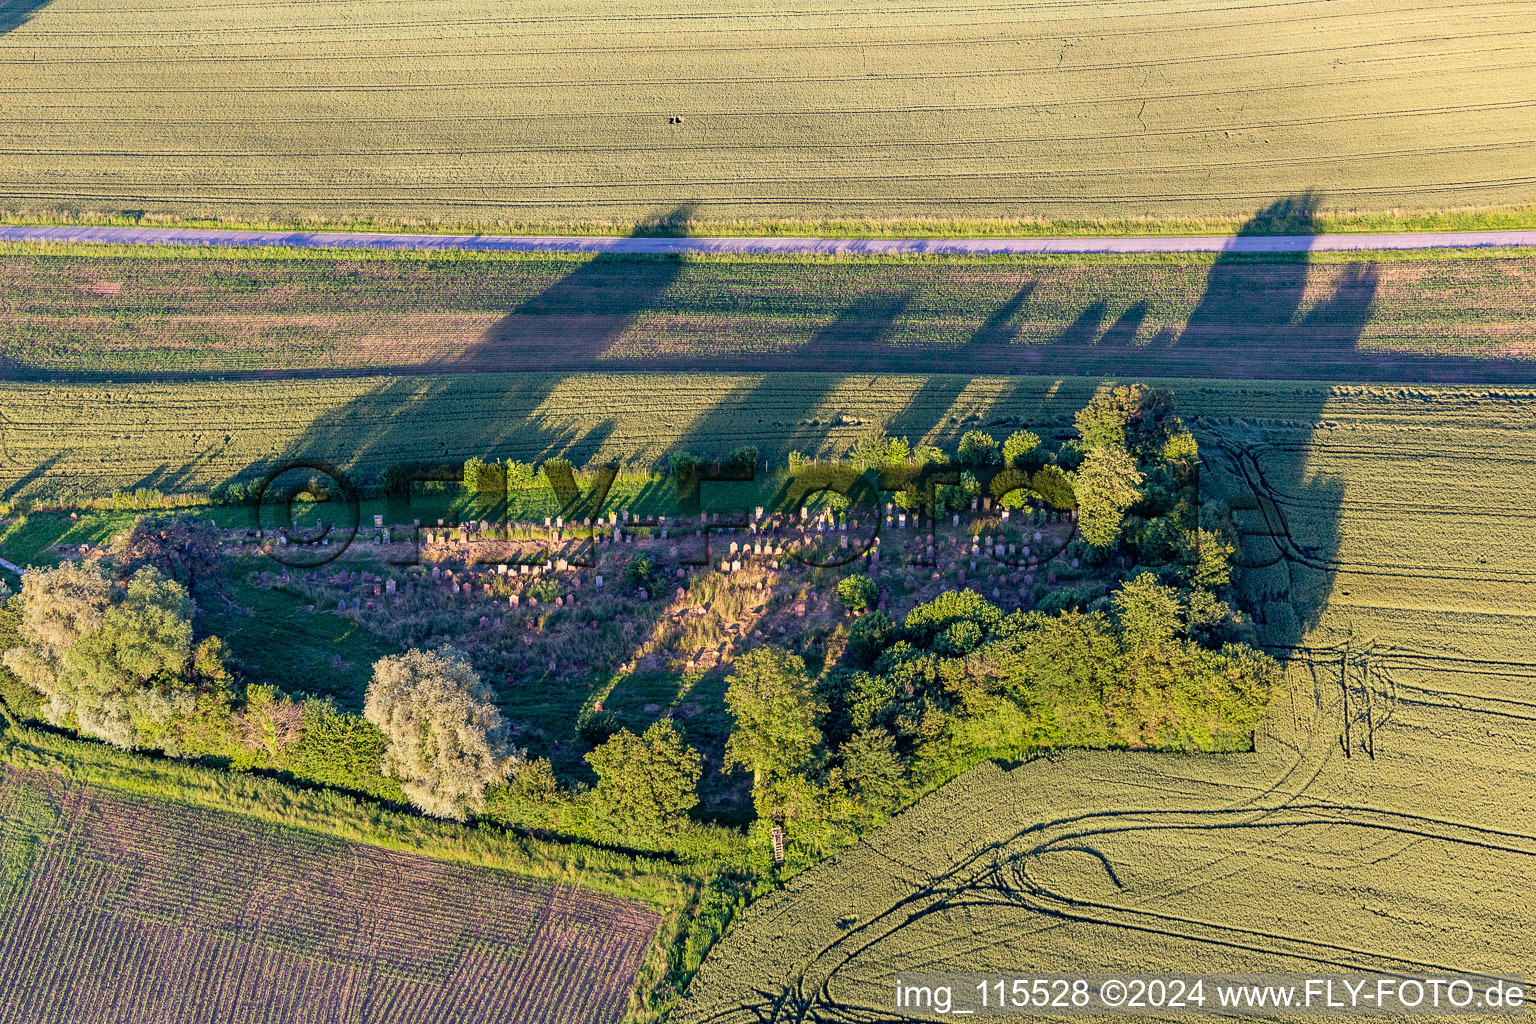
<box><xmin>673</xmin><ymin>386</ymin><xmax>1536</xmax><ymax>1022</ymax></box>
<box><xmin>0</xmin><ymin>765</ymin><xmax>661</xmax><ymax>1023</ymax></box>
<box><xmin>5</xmin><ymin>246</ymin><xmax>1536</xmax><ymax>382</ymax></box>
<box><xmin>0</xmin><ymin>0</ymin><xmax>1534</xmax><ymax>234</ymax></box>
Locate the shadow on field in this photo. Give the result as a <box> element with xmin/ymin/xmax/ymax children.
<box><xmin>458</xmin><ymin>204</ymin><xmax>697</xmax><ymax>372</ymax></box>
<box><xmin>0</xmin><ymin>0</ymin><xmax>50</xmax><ymax>34</ymax></box>
<box><xmin>56</xmin><ymin>194</ymin><xmax>1450</xmax><ymax>762</ymax></box>
<box><xmin>238</xmin><ymin>196</ymin><xmax>1365</xmax><ymax>651</ymax></box>
<box><xmin>242</xmin><ymin>205</ymin><xmax>706</xmax><ymax>487</ymax></box>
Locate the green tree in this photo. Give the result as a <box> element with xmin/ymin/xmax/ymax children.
<box><xmin>1073</xmin><ymin>446</ymin><xmax>1144</xmax><ymax>547</ymax></box>
<box><xmin>728</xmin><ymin>444</ymin><xmax>760</xmax><ymax>472</ymax></box>
<box><xmin>585</xmin><ymin>718</ymin><xmax>702</xmax><ymax>833</ymax></box>
<box><xmin>2</xmin><ymin>561</ymin><xmax>112</xmax><ymax>718</ymax></box>
<box><xmin>902</xmin><ymin>588</ymin><xmax>1002</xmax><ymax>646</ymax></box>
<box><xmin>1161</xmin><ymin>429</ymin><xmax>1199</xmax><ymax>462</ymax></box>
<box><xmin>1112</xmin><ymin>573</ymin><xmax>1186</xmax><ymax>651</ymax></box>
<box><xmin>65</xmin><ymin>567</ymin><xmax>199</xmax><ymax>749</ymax></box>
<box><xmin>1002</xmin><ymin>429</ymin><xmax>1042</xmax><ymax>468</ymax></box>
<box><xmin>844</xmin><ymin>609</ymin><xmax>896</xmax><ymax>667</ymax></box>
<box><xmin>6</xmin><ymin>563</ymin><xmax>204</xmax><ymax>749</ymax></box>
<box><xmin>1029</xmin><ymin>465</ymin><xmax>1078</xmax><ymax>509</ymax></box>
<box><xmin>363</xmin><ymin>645</ymin><xmax>523</xmax><ymax>820</ymax></box>
<box><xmin>835</xmin><ymin>573</ymin><xmax>878</xmax><ymax>612</ymax></box>
<box><xmin>723</xmin><ymin>647</ymin><xmax>826</xmax><ymax>793</ymax></box>
<box><xmin>461</xmin><ymin>456</ymin><xmax>506</xmax><ymax>505</ymax></box>
<box><xmin>957</xmin><ymin>430</ymin><xmax>1001</xmax><ymax>467</ymax></box>
<box><xmin>1183</xmin><ymin>527</ymin><xmax>1235</xmax><ymax>591</ymax></box>
<box><xmin>838</xmin><ymin>728</ymin><xmax>906</xmax><ymax>815</ymax></box>
<box><xmin>1074</xmin><ymin>382</ymin><xmax>1177</xmax><ymax>456</ymax></box>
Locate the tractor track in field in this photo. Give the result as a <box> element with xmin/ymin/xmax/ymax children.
<box><xmin>683</xmin><ymin>630</ymin><xmax>1535</xmax><ymax>1023</ymax></box>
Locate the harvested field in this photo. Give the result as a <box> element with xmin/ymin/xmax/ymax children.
<box><xmin>0</xmin><ymin>766</ymin><xmax>660</xmax><ymax>1024</ymax></box>
<box><xmin>673</xmin><ymin>390</ymin><xmax>1536</xmax><ymax>1021</ymax></box>
<box><xmin>5</xmin><ymin>249</ymin><xmax>1536</xmax><ymax>380</ymax></box>
<box><xmin>0</xmin><ymin>372</ymin><xmax>1253</xmax><ymax>504</ymax></box>
<box><xmin>0</xmin><ymin>0</ymin><xmax>1533</xmax><ymax>231</ymax></box>
<box><xmin>4</xmin><ymin>372</ymin><xmax>1536</xmax><ymax>507</ymax></box>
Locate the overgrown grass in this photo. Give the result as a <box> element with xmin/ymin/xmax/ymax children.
<box><xmin>12</xmin><ymin>206</ymin><xmax>1536</xmax><ymax>239</ymax></box>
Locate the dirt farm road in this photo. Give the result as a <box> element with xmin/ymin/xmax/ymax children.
<box><xmin>3</xmin><ymin>225</ymin><xmax>1535</xmax><ymax>254</ymax></box>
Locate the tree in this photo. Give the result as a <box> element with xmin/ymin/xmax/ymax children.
<box><xmin>1074</xmin><ymin>382</ymin><xmax>1177</xmax><ymax>456</ymax></box>
<box><xmin>3</xmin><ymin>563</ymin><xmax>208</xmax><ymax>750</ymax></box>
<box><xmin>837</xmin><ymin>728</ymin><xmax>906</xmax><ymax>815</ymax></box>
<box><xmin>363</xmin><ymin>646</ymin><xmax>523</xmax><ymax>820</ymax></box>
<box><xmin>2</xmin><ymin>562</ymin><xmax>112</xmax><ymax>718</ymax></box>
<box><xmin>902</xmin><ymin>588</ymin><xmax>1002</xmax><ymax>646</ymax></box>
<box><xmin>1002</xmin><ymin>429</ymin><xmax>1042</xmax><ymax>468</ymax></box>
<box><xmin>461</xmin><ymin>456</ymin><xmax>506</xmax><ymax>504</ymax></box>
<box><xmin>1161</xmin><ymin>429</ymin><xmax>1199</xmax><ymax>462</ymax></box>
<box><xmin>1029</xmin><ymin>465</ymin><xmax>1078</xmax><ymax>510</ymax></box>
<box><xmin>1112</xmin><ymin>573</ymin><xmax>1186</xmax><ymax>651</ymax></box>
<box><xmin>585</xmin><ymin>719</ymin><xmax>702</xmax><ymax>833</ymax></box>
<box><xmin>727</xmin><ymin>444</ymin><xmax>760</xmax><ymax>472</ymax></box>
<box><xmin>63</xmin><ymin>566</ymin><xmax>196</xmax><ymax>748</ymax></box>
<box><xmin>835</xmin><ymin>573</ymin><xmax>878</xmax><ymax>612</ymax></box>
<box><xmin>1073</xmin><ymin>446</ymin><xmax>1144</xmax><ymax>547</ymax></box>
<box><xmin>844</xmin><ymin>609</ymin><xmax>896</xmax><ymax>667</ymax></box>
<box><xmin>723</xmin><ymin>647</ymin><xmax>825</xmax><ymax>793</ymax></box>
<box><xmin>1183</xmin><ymin>527</ymin><xmax>1234</xmax><ymax>591</ymax></box>
<box><xmin>111</xmin><ymin>512</ymin><xmax>222</xmax><ymax>592</ymax></box>
<box><xmin>957</xmin><ymin>430</ymin><xmax>1001</xmax><ymax>468</ymax></box>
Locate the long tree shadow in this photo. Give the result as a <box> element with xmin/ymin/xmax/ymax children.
<box><xmin>451</xmin><ymin>204</ymin><xmax>697</xmax><ymax>373</ymax></box>
<box><xmin>0</xmin><ymin>0</ymin><xmax>50</xmax><ymax>34</ymax></box>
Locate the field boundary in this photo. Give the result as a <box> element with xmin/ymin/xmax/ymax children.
<box><xmin>6</xmin><ymin>225</ymin><xmax>1536</xmax><ymax>255</ymax></box>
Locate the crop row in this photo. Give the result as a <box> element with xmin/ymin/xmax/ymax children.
<box><xmin>0</xmin><ymin>768</ymin><xmax>658</xmax><ymax>1023</ymax></box>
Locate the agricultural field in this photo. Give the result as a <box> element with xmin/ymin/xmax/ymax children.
<box><xmin>0</xmin><ymin>0</ymin><xmax>1534</xmax><ymax>233</ymax></box>
<box><xmin>0</xmin><ymin>372</ymin><xmax>1308</xmax><ymax>506</ymax></box>
<box><xmin>5</xmin><ymin>246</ymin><xmax>1536</xmax><ymax>381</ymax></box>
<box><xmin>0</xmin><ymin>765</ymin><xmax>661</xmax><ymax>1024</ymax></box>
<box><xmin>2</xmin><ymin>370</ymin><xmax>1533</xmax><ymax>510</ymax></box>
<box><xmin>674</xmin><ymin>387</ymin><xmax>1536</xmax><ymax>1022</ymax></box>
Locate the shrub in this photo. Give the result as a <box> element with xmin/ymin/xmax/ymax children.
<box><xmin>1002</xmin><ymin>429</ymin><xmax>1042</xmax><ymax>468</ymax></box>
<box><xmin>844</xmin><ymin>610</ymin><xmax>896</xmax><ymax>667</ymax></box>
<box><xmin>625</xmin><ymin>553</ymin><xmax>661</xmax><ymax>593</ymax></box>
<box><xmin>835</xmin><ymin>573</ymin><xmax>878</xmax><ymax>612</ymax></box>
<box><xmin>957</xmin><ymin>430</ymin><xmax>1001</xmax><ymax>467</ymax></box>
